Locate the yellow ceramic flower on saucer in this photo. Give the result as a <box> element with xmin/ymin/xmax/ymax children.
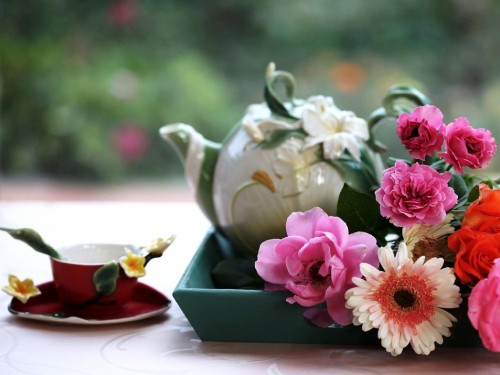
<box><xmin>2</xmin><ymin>274</ymin><xmax>41</xmax><ymax>303</ymax></box>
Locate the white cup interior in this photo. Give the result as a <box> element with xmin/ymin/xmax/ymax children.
<box><xmin>57</xmin><ymin>243</ymin><xmax>135</xmax><ymax>265</ymax></box>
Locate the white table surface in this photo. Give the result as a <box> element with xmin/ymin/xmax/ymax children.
<box><xmin>0</xmin><ymin>201</ymin><xmax>498</xmax><ymax>375</ymax></box>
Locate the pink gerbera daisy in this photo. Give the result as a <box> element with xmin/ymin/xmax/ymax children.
<box><xmin>345</xmin><ymin>243</ymin><xmax>462</xmax><ymax>356</ymax></box>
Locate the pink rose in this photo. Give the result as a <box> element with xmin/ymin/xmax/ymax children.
<box><xmin>375</xmin><ymin>161</ymin><xmax>457</xmax><ymax>227</ymax></box>
<box><xmin>440</xmin><ymin>117</ymin><xmax>497</xmax><ymax>174</ymax></box>
<box><xmin>255</xmin><ymin>207</ymin><xmax>378</xmax><ymax>326</ymax></box>
<box><xmin>468</xmin><ymin>258</ymin><xmax>500</xmax><ymax>352</ymax></box>
<box><xmin>396</xmin><ymin>105</ymin><xmax>445</xmax><ymax>160</ymax></box>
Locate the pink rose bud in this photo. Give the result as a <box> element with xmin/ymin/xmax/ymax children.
<box><xmin>440</xmin><ymin>117</ymin><xmax>497</xmax><ymax>174</ymax></box>
<box><xmin>396</xmin><ymin>105</ymin><xmax>445</xmax><ymax>160</ymax></box>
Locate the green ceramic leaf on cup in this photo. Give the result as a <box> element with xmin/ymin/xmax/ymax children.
<box><xmin>93</xmin><ymin>262</ymin><xmax>120</xmax><ymax>296</ymax></box>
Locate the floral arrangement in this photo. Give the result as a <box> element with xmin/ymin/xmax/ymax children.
<box><xmin>254</xmin><ymin>103</ymin><xmax>499</xmax><ymax>356</ymax></box>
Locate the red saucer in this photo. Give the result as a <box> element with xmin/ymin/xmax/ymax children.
<box><xmin>8</xmin><ymin>281</ymin><xmax>170</xmax><ymax>325</ymax></box>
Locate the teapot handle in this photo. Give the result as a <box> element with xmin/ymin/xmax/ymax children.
<box><xmin>366</xmin><ymin>85</ymin><xmax>431</xmax><ymax>152</ymax></box>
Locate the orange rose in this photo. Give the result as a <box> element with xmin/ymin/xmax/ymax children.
<box><xmin>448</xmin><ymin>184</ymin><xmax>500</xmax><ymax>285</ymax></box>
<box><xmin>448</xmin><ymin>228</ymin><xmax>500</xmax><ymax>285</ymax></box>
<box><xmin>461</xmin><ymin>184</ymin><xmax>500</xmax><ymax>233</ymax></box>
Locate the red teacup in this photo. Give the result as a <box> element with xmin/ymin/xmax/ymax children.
<box><xmin>50</xmin><ymin>244</ymin><xmax>138</xmax><ymax>317</ymax></box>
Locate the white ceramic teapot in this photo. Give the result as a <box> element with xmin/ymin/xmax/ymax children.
<box><xmin>160</xmin><ymin>63</ymin><xmax>428</xmax><ymax>255</ymax></box>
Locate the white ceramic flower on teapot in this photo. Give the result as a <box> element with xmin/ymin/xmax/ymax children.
<box><xmin>160</xmin><ymin>63</ymin><xmax>428</xmax><ymax>255</ymax></box>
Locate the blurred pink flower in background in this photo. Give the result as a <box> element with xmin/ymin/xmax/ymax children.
<box><xmin>396</xmin><ymin>105</ymin><xmax>445</xmax><ymax>160</ymax></box>
<box><xmin>440</xmin><ymin>117</ymin><xmax>497</xmax><ymax>174</ymax></box>
<box><xmin>468</xmin><ymin>258</ymin><xmax>500</xmax><ymax>352</ymax></box>
<box><xmin>113</xmin><ymin>124</ymin><xmax>149</xmax><ymax>161</ymax></box>
<box><xmin>108</xmin><ymin>0</ymin><xmax>140</xmax><ymax>25</ymax></box>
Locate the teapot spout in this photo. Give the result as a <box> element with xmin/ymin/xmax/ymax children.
<box><xmin>159</xmin><ymin>123</ymin><xmax>221</xmax><ymax>226</ymax></box>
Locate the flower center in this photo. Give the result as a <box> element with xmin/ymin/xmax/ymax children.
<box><xmin>394</xmin><ymin>289</ymin><xmax>415</xmax><ymax>308</ymax></box>
<box><xmin>409</xmin><ymin>122</ymin><xmax>421</xmax><ymax>138</ymax></box>
<box><xmin>307</xmin><ymin>261</ymin><xmax>329</xmax><ymax>289</ymax></box>
<box><xmin>466</xmin><ymin>140</ymin><xmax>480</xmax><ymax>154</ymax></box>
<box><xmin>14</xmin><ymin>280</ymin><xmax>28</xmax><ymax>294</ymax></box>
<box><xmin>373</xmin><ymin>272</ymin><xmax>436</xmax><ymax>328</ymax></box>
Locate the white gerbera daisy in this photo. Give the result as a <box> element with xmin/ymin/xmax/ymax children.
<box><xmin>345</xmin><ymin>243</ymin><xmax>462</xmax><ymax>356</ymax></box>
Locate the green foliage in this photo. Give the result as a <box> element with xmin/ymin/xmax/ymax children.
<box><xmin>328</xmin><ymin>144</ymin><xmax>383</xmax><ymax>195</ymax></box>
<box><xmin>467</xmin><ymin>178</ymin><xmax>497</xmax><ymax>203</ymax></box>
<box><xmin>1</xmin><ymin>2</ymin><xmax>240</xmax><ymax>181</ymax></box>
<box><xmin>336</xmin><ymin>184</ymin><xmax>394</xmax><ymax>245</ymax></box>
<box><xmin>449</xmin><ymin>173</ymin><xmax>469</xmax><ymax>207</ymax></box>
<box><xmin>1</xmin><ymin>0</ymin><xmax>500</xmax><ymax>181</ymax></box>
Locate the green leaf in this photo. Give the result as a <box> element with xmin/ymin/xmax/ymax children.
<box><xmin>430</xmin><ymin>158</ymin><xmax>447</xmax><ymax>171</ymax></box>
<box><xmin>93</xmin><ymin>262</ymin><xmax>120</xmax><ymax>296</ymax></box>
<box><xmin>358</xmin><ymin>146</ymin><xmax>383</xmax><ymax>188</ymax></box>
<box><xmin>467</xmin><ymin>180</ymin><xmax>496</xmax><ymax>203</ymax></box>
<box><xmin>328</xmin><ymin>157</ymin><xmax>373</xmax><ymax>195</ymax></box>
<box><xmin>336</xmin><ymin>184</ymin><xmax>394</xmax><ymax>245</ymax></box>
<box><xmin>385</xmin><ymin>157</ymin><xmax>411</xmax><ymax>168</ymax></box>
<box><xmin>212</xmin><ymin>258</ymin><xmax>264</xmax><ymax>289</ymax></box>
<box><xmin>449</xmin><ymin>173</ymin><xmax>468</xmax><ymax>206</ymax></box>
<box><xmin>0</xmin><ymin>227</ymin><xmax>61</xmax><ymax>259</ymax></box>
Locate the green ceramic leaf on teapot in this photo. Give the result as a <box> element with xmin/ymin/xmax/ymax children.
<box><xmin>263</xmin><ymin>64</ymin><xmax>299</xmax><ymax>120</ymax></box>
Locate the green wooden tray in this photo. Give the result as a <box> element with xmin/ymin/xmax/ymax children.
<box><xmin>173</xmin><ymin>229</ymin><xmax>483</xmax><ymax>346</ymax></box>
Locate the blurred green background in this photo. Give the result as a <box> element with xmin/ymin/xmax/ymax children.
<box><xmin>1</xmin><ymin>0</ymin><xmax>500</xmax><ymax>185</ymax></box>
